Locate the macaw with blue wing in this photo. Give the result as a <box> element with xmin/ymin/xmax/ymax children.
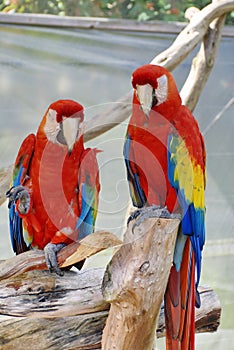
<box><xmin>6</xmin><ymin>99</ymin><xmax>100</xmax><ymax>275</ymax></box>
<box><xmin>124</xmin><ymin>64</ymin><xmax>206</xmax><ymax>349</ymax></box>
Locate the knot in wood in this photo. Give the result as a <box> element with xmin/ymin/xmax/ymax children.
<box><xmin>139</xmin><ymin>261</ymin><xmax>150</xmax><ymax>273</ymax></box>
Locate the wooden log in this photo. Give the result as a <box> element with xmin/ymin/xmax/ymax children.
<box><xmin>0</xmin><ymin>267</ymin><xmax>221</xmax><ymax>349</ymax></box>
<box><xmin>0</xmin><ymin>218</ymin><xmax>221</xmax><ymax>349</ymax></box>
<box><xmin>0</xmin><ymin>231</ymin><xmax>122</xmax><ymax>281</ymax></box>
<box><xmin>156</xmin><ymin>285</ymin><xmax>221</xmax><ymax>338</ymax></box>
<box><xmin>0</xmin><ymin>268</ymin><xmax>108</xmax><ymax>317</ymax></box>
<box><xmin>101</xmin><ymin>217</ymin><xmax>180</xmax><ymax>349</ymax></box>
<box><xmin>0</xmin><ymin>310</ymin><xmax>108</xmax><ymax>350</ymax></box>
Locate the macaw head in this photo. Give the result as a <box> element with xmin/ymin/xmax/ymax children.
<box><xmin>42</xmin><ymin>99</ymin><xmax>84</xmax><ymax>153</ymax></box>
<box><xmin>131</xmin><ymin>64</ymin><xmax>181</xmax><ymax>117</ymax></box>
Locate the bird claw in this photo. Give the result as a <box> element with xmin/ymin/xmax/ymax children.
<box><xmin>6</xmin><ymin>185</ymin><xmax>30</xmax><ymax>214</ymax></box>
<box><xmin>131</xmin><ymin>205</ymin><xmax>181</xmax><ymax>233</ymax></box>
<box><xmin>127</xmin><ymin>209</ymin><xmax>142</xmax><ymax>226</ymax></box>
<box><xmin>44</xmin><ymin>243</ymin><xmax>66</xmax><ymax>276</ymax></box>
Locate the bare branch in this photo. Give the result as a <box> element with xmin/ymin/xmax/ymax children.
<box><xmin>180</xmin><ymin>6</ymin><xmax>227</xmax><ymax>110</ymax></box>
<box><xmin>151</xmin><ymin>0</ymin><xmax>234</xmax><ymax>70</ymax></box>
<box><xmin>84</xmin><ymin>0</ymin><xmax>234</xmax><ymax>142</ymax></box>
<box><xmin>0</xmin><ymin>231</ymin><xmax>122</xmax><ymax>281</ymax></box>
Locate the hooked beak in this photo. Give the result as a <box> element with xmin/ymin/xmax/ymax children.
<box><xmin>136</xmin><ymin>84</ymin><xmax>154</xmax><ymax>118</ymax></box>
<box><xmin>62</xmin><ymin>117</ymin><xmax>82</xmax><ymax>154</ymax></box>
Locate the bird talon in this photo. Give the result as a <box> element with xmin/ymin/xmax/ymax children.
<box><xmin>44</xmin><ymin>243</ymin><xmax>66</xmax><ymax>276</ymax></box>
<box><xmin>6</xmin><ymin>185</ymin><xmax>30</xmax><ymax>214</ymax></box>
<box><xmin>130</xmin><ymin>205</ymin><xmax>181</xmax><ymax>233</ymax></box>
<box><xmin>127</xmin><ymin>209</ymin><xmax>142</xmax><ymax>226</ymax></box>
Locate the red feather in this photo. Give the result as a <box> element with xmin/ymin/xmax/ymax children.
<box><xmin>125</xmin><ymin>65</ymin><xmax>206</xmax><ymax>350</ymax></box>
<box><xmin>10</xmin><ymin>99</ymin><xmax>100</xmax><ymax>253</ymax></box>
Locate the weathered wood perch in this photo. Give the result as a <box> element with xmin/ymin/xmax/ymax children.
<box><xmin>0</xmin><ymin>218</ymin><xmax>221</xmax><ymax>350</ymax></box>
<box><xmin>102</xmin><ymin>217</ymin><xmax>179</xmax><ymax>349</ymax></box>
<box><xmin>0</xmin><ymin>230</ymin><xmax>122</xmax><ymax>281</ymax></box>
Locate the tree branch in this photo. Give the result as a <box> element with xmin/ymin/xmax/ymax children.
<box><xmin>0</xmin><ymin>231</ymin><xmax>122</xmax><ymax>281</ymax></box>
<box><xmin>150</xmin><ymin>0</ymin><xmax>234</xmax><ymax>70</ymax></box>
<box><xmin>84</xmin><ymin>0</ymin><xmax>234</xmax><ymax>141</ymax></box>
<box><xmin>180</xmin><ymin>2</ymin><xmax>227</xmax><ymax>111</ymax></box>
<box><xmin>0</xmin><ymin>267</ymin><xmax>221</xmax><ymax>349</ymax></box>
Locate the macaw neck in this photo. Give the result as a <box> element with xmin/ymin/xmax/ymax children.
<box><xmin>34</xmin><ymin>131</ymin><xmax>84</xmax><ymax>162</ymax></box>
<box><xmin>131</xmin><ymin>93</ymin><xmax>182</xmax><ymax>128</ymax></box>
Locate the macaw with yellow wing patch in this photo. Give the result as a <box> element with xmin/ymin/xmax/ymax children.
<box><xmin>124</xmin><ymin>64</ymin><xmax>206</xmax><ymax>349</ymax></box>
<box><xmin>6</xmin><ymin>99</ymin><xmax>100</xmax><ymax>275</ymax></box>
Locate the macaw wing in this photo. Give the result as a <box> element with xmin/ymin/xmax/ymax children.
<box><xmin>165</xmin><ymin>129</ymin><xmax>206</xmax><ymax>347</ymax></box>
<box><xmin>8</xmin><ymin>134</ymin><xmax>35</xmax><ymax>254</ymax></box>
<box><xmin>76</xmin><ymin>148</ymin><xmax>100</xmax><ymax>240</ymax></box>
<box><xmin>123</xmin><ymin>133</ymin><xmax>147</xmax><ymax>208</ymax></box>
<box><xmin>167</xmin><ymin>130</ymin><xmax>206</xmax><ymax>285</ymax></box>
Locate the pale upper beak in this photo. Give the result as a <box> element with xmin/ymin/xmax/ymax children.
<box><xmin>62</xmin><ymin>117</ymin><xmax>82</xmax><ymax>153</ymax></box>
<box><xmin>136</xmin><ymin>84</ymin><xmax>154</xmax><ymax>118</ymax></box>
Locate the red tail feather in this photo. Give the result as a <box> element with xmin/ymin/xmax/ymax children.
<box><xmin>165</xmin><ymin>239</ymin><xmax>195</xmax><ymax>350</ymax></box>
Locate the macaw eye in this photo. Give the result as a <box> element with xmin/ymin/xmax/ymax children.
<box><xmin>152</xmin><ymin>89</ymin><xmax>158</xmax><ymax>107</ymax></box>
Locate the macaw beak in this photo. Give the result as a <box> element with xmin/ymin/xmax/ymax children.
<box><xmin>62</xmin><ymin>117</ymin><xmax>82</xmax><ymax>153</ymax></box>
<box><xmin>136</xmin><ymin>84</ymin><xmax>154</xmax><ymax>118</ymax></box>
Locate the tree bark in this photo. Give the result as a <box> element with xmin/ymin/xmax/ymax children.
<box><xmin>0</xmin><ymin>267</ymin><xmax>221</xmax><ymax>350</ymax></box>
<box><xmin>101</xmin><ymin>217</ymin><xmax>180</xmax><ymax>350</ymax></box>
<box><xmin>0</xmin><ymin>231</ymin><xmax>122</xmax><ymax>281</ymax></box>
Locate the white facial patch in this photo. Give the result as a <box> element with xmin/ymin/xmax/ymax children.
<box><xmin>44</xmin><ymin>109</ymin><xmax>60</xmax><ymax>143</ymax></box>
<box><xmin>155</xmin><ymin>74</ymin><xmax>168</xmax><ymax>105</ymax></box>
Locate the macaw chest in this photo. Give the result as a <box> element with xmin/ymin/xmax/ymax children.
<box><xmin>29</xmin><ymin>144</ymin><xmax>81</xmax><ymax>224</ymax></box>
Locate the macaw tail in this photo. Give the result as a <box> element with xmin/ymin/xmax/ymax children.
<box><xmin>164</xmin><ymin>238</ymin><xmax>195</xmax><ymax>350</ymax></box>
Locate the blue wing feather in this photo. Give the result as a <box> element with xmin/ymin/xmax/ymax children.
<box><xmin>124</xmin><ymin>134</ymin><xmax>146</xmax><ymax>208</ymax></box>
<box><xmin>76</xmin><ymin>183</ymin><xmax>97</xmax><ymax>239</ymax></box>
<box><xmin>8</xmin><ymin>134</ymin><xmax>35</xmax><ymax>254</ymax></box>
<box><xmin>76</xmin><ymin>149</ymin><xmax>100</xmax><ymax>240</ymax></box>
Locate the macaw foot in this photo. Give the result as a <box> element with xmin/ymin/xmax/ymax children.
<box><xmin>6</xmin><ymin>185</ymin><xmax>30</xmax><ymax>214</ymax></box>
<box><xmin>127</xmin><ymin>208</ymin><xmax>142</xmax><ymax>226</ymax></box>
<box><xmin>44</xmin><ymin>243</ymin><xmax>66</xmax><ymax>276</ymax></box>
<box><xmin>130</xmin><ymin>205</ymin><xmax>181</xmax><ymax>233</ymax></box>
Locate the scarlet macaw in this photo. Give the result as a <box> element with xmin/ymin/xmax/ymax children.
<box><xmin>124</xmin><ymin>64</ymin><xmax>206</xmax><ymax>349</ymax></box>
<box><xmin>6</xmin><ymin>99</ymin><xmax>100</xmax><ymax>275</ymax></box>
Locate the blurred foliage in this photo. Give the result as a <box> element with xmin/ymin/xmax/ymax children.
<box><xmin>0</xmin><ymin>0</ymin><xmax>233</xmax><ymax>24</ymax></box>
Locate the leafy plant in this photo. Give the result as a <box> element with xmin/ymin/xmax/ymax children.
<box><xmin>0</xmin><ymin>0</ymin><xmax>233</xmax><ymax>24</ymax></box>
